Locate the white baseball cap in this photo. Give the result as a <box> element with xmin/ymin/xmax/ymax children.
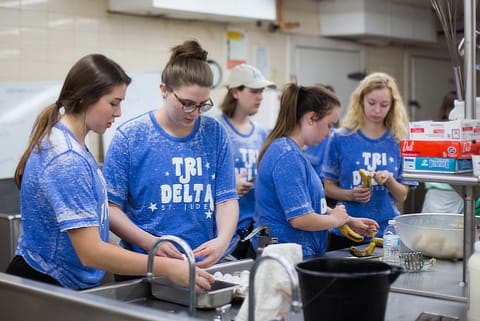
<box><xmin>227</xmin><ymin>64</ymin><xmax>276</xmax><ymax>89</ymax></box>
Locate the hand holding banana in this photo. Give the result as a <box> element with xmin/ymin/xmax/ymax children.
<box><xmin>359</xmin><ymin>169</ymin><xmax>393</xmax><ymax>186</ymax></box>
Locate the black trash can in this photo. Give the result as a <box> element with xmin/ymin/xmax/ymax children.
<box><xmin>296</xmin><ymin>257</ymin><xmax>403</xmax><ymax>321</ymax></box>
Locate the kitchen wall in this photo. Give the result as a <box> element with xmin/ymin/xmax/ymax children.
<box><xmin>0</xmin><ymin>0</ymin><xmax>444</xmax><ymax>98</ymax></box>
<box><xmin>0</xmin><ymin>0</ymin><xmax>450</xmax><ymax>214</ymax></box>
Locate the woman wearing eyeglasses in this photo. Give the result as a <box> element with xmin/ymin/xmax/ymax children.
<box><xmin>102</xmin><ymin>40</ymin><xmax>239</xmax><ymax>272</ymax></box>
<box><xmin>216</xmin><ymin>64</ymin><xmax>275</xmax><ymax>259</ymax></box>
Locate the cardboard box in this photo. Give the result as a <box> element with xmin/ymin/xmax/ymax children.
<box><xmin>400</xmin><ymin>140</ymin><xmax>479</xmax><ymax>159</ymax></box>
<box><xmin>403</xmin><ymin>157</ymin><xmax>473</xmax><ymax>173</ymax></box>
<box><xmin>408</xmin><ymin>119</ymin><xmax>480</xmax><ymax>140</ymax></box>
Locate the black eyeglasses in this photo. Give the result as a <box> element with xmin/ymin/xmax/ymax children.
<box><xmin>167</xmin><ymin>87</ymin><xmax>214</xmax><ymax>113</ymax></box>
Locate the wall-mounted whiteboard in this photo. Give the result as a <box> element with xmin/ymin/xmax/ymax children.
<box><xmin>0</xmin><ymin>72</ymin><xmax>162</xmax><ymax>179</ymax></box>
<box><xmin>102</xmin><ymin>72</ymin><xmax>163</xmax><ymax>155</ymax></box>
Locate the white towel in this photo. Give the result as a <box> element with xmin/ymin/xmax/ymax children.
<box><xmin>235</xmin><ymin>243</ymin><xmax>303</xmax><ymax>321</ymax></box>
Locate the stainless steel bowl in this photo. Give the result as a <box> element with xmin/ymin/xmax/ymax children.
<box><xmin>395</xmin><ymin>213</ymin><xmax>463</xmax><ymax>260</ymax></box>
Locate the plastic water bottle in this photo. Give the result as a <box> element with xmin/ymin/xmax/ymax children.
<box><xmin>468</xmin><ymin>241</ymin><xmax>480</xmax><ymax>321</ymax></box>
<box><xmin>383</xmin><ymin>219</ymin><xmax>401</xmax><ymax>266</ymax></box>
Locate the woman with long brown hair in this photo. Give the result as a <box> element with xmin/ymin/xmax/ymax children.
<box><xmin>255</xmin><ymin>83</ymin><xmax>377</xmax><ymax>258</ymax></box>
<box><xmin>7</xmin><ymin>54</ymin><xmax>213</xmax><ymax>290</ymax></box>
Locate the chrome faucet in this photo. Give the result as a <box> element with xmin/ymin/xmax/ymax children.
<box><xmin>146</xmin><ymin>235</ymin><xmax>196</xmax><ymax>316</ymax></box>
<box><xmin>242</xmin><ymin>226</ymin><xmax>278</xmax><ymax>257</ymax></box>
<box><xmin>248</xmin><ymin>253</ymin><xmax>302</xmax><ymax>321</ymax></box>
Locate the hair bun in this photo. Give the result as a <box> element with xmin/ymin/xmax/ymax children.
<box><xmin>170</xmin><ymin>40</ymin><xmax>208</xmax><ymax>62</ymax></box>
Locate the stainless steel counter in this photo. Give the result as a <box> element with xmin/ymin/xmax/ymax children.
<box><xmin>0</xmin><ymin>256</ymin><xmax>469</xmax><ymax>321</ymax></box>
<box><xmin>324</xmin><ymin>248</ymin><xmax>468</xmax><ymax>320</ymax></box>
<box><xmin>402</xmin><ymin>171</ymin><xmax>479</xmax><ymax>283</ymax></box>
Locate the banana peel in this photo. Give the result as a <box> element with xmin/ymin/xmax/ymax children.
<box><xmin>349</xmin><ymin>227</ymin><xmax>381</xmax><ymax>257</ymax></box>
<box><xmin>358</xmin><ymin>169</ymin><xmax>372</xmax><ymax>188</ymax></box>
<box><xmin>349</xmin><ymin>240</ymin><xmax>376</xmax><ymax>257</ymax></box>
<box><xmin>339</xmin><ymin>224</ymin><xmax>364</xmax><ymax>243</ymax></box>
<box><xmin>373</xmin><ymin>237</ymin><xmax>383</xmax><ymax>247</ymax></box>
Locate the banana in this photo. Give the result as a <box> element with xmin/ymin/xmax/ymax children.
<box><xmin>339</xmin><ymin>224</ymin><xmax>364</xmax><ymax>243</ymax></box>
<box><xmin>373</xmin><ymin>237</ymin><xmax>383</xmax><ymax>247</ymax></box>
<box><xmin>358</xmin><ymin>169</ymin><xmax>372</xmax><ymax>188</ymax></box>
<box><xmin>349</xmin><ymin>240</ymin><xmax>376</xmax><ymax>257</ymax></box>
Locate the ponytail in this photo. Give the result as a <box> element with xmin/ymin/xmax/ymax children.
<box><xmin>14</xmin><ymin>103</ymin><xmax>60</xmax><ymax>188</ymax></box>
<box><xmin>258</xmin><ymin>83</ymin><xmax>340</xmax><ymax>166</ymax></box>
<box><xmin>14</xmin><ymin>53</ymin><xmax>131</xmax><ymax>188</ymax></box>
<box><xmin>258</xmin><ymin>83</ymin><xmax>301</xmax><ymax>164</ymax></box>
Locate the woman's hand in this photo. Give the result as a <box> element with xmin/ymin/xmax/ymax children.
<box><xmin>152</xmin><ymin>241</ymin><xmax>184</xmax><ymax>259</ymax></box>
<box><xmin>193</xmin><ymin>237</ymin><xmax>229</xmax><ymax>268</ymax></box>
<box><xmin>373</xmin><ymin>170</ymin><xmax>393</xmax><ymax>185</ymax></box>
<box><xmin>348</xmin><ymin>217</ymin><xmax>379</xmax><ymax>237</ymax></box>
<box><xmin>236</xmin><ymin>173</ymin><xmax>254</xmax><ymax>197</ymax></box>
<box><xmin>165</xmin><ymin>258</ymin><xmax>214</xmax><ymax>291</ymax></box>
<box><xmin>328</xmin><ymin>204</ymin><xmax>350</xmax><ymax>227</ymax></box>
<box><xmin>350</xmin><ymin>186</ymin><xmax>371</xmax><ymax>203</ymax></box>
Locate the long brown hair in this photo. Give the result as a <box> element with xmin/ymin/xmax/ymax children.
<box><xmin>258</xmin><ymin>83</ymin><xmax>340</xmax><ymax>165</ymax></box>
<box><xmin>14</xmin><ymin>54</ymin><xmax>131</xmax><ymax>188</ymax></box>
<box><xmin>219</xmin><ymin>86</ymin><xmax>245</xmax><ymax>118</ymax></box>
<box><xmin>162</xmin><ymin>40</ymin><xmax>213</xmax><ymax>89</ymax></box>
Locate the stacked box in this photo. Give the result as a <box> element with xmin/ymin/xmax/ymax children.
<box><xmin>408</xmin><ymin>119</ymin><xmax>480</xmax><ymax>141</ymax></box>
<box><xmin>403</xmin><ymin>120</ymin><xmax>480</xmax><ymax>173</ymax></box>
<box><xmin>403</xmin><ymin>157</ymin><xmax>473</xmax><ymax>173</ymax></box>
<box><xmin>400</xmin><ymin>140</ymin><xmax>479</xmax><ymax>159</ymax></box>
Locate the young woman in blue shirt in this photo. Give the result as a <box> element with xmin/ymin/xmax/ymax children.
<box><xmin>216</xmin><ymin>64</ymin><xmax>275</xmax><ymax>259</ymax></box>
<box><xmin>255</xmin><ymin>83</ymin><xmax>378</xmax><ymax>258</ymax></box>
<box><xmin>103</xmin><ymin>40</ymin><xmax>238</xmax><ymax>269</ymax></box>
<box><xmin>321</xmin><ymin>72</ymin><xmax>416</xmax><ymax>250</ymax></box>
<box><xmin>6</xmin><ymin>54</ymin><xmax>213</xmax><ymax>290</ymax></box>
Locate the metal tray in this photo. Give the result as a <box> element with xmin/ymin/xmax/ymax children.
<box><xmin>205</xmin><ymin>258</ymin><xmax>254</xmax><ymax>275</ymax></box>
<box><xmin>150</xmin><ymin>277</ymin><xmax>238</xmax><ymax>309</ymax></box>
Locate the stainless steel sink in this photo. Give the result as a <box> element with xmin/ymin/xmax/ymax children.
<box><xmin>82</xmin><ymin>278</ymin><xmax>240</xmax><ymax>319</ymax></box>
<box><xmin>82</xmin><ymin>259</ymin><xmax>255</xmax><ymax>320</ymax></box>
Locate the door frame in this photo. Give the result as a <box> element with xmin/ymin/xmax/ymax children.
<box><xmin>287</xmin><ymin>35</ymin><xmax>367</xmax><ymax>84</ymax></box>
<box><xmin>404</xmin><ymin>48</ymin><xmax>451</xmax><ymax>121</ymax></box>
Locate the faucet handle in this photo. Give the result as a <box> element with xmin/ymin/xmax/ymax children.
<box><xmin>241</xmin><ymin>225</ymin><xmax>270</xmax><ymax>242</ymax></box>
<box><xmin>290</xmin><ymin>300</ymin><xmax>303</xmax><ymax>313</ymax></box>
<box><xmin>213</xmin><ymin>303</ymin><xmax>231</xmax><ymax>321</ymax></box>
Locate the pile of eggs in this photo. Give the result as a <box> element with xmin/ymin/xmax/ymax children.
<box><xmin>213</xmin><ymin>270</ymin><xmax>250</xmax><ymax>297</ymax></box>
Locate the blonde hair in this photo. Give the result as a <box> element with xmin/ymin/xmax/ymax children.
<box><xmin>258</xmin><ymin>83</ymin><xmax>340</xmax><ymax>165</ymax></box>
<box><xmin>341</xmin><ymin>72</ymin><xmax>409</xmax><ymax>141</ymax></box>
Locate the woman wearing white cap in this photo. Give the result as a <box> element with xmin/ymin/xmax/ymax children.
<box><xmin>216</xmin><ymin>64</ymin><xmax>275</xmax><ymax>259</ymax></box>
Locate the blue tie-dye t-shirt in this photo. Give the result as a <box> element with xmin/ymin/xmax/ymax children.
<box><xmin>103</xmin><ymin>112</ymin><xmax>237</xmax><ymax>259</ymax></box>
<box><xmin>255</xmin><ymin>137</ymin><xmax>328</xmax><ymax>258</ymax></box>
<box><xmin>215</xmin><ymin>114</ymin><xmax>267</xmax><ymax>230</ymax></box>
<box><xmin>16</xmin><ymin>122</ymin><xmax>109</xmax><ymax>290</ymax></box>
<box><xmin>215</xmin><ymin>114</ymin><xmax>267</xmax><ymax>256</ymax></box>
<box><xmin>321</xmin><ymin>128</ymin><xmax>417</xmax><ymax>236</ymax></box>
